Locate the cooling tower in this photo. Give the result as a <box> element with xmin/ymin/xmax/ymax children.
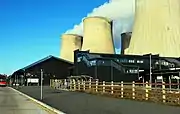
<box><xmin>126</xmin><ymin>0</ymin><xmax>180</xmax><ymax>57</ymax></box>
<box><xmin>60</xmin><ymin>34</ymin><xmax>83</xmax><ymax>62</ymax></box>
<box><xmin>81</xmin><ymin>16</ymin><xmax>115</xmax><ymax>54</ymax></box>
<box><xmin>121</xmin><ymin>32</ymin><xmax>132</xmax><ymax>54</ymax></box>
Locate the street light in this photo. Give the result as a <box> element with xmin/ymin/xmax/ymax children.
<box><xmin>40</xmin><ymin>69</ymin><xmax>43</xmax><ymax>100</ymax></box>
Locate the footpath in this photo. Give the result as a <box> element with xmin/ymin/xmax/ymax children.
<box><xmin>14</xmin><ymin>86</ymin><xmax>180</xmax><ymax>114</ymax></box>
<box><xmin>0</xmin><ymin>87</ymin><xmax>56</xmax><ymax>114</ymax></box>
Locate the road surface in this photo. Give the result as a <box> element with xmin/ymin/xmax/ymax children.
<box><xmin>15</xmin><ymin>86</ymin><xmax>180</xmax><ymax>114</ymax></box>
<box><xmin>0</xmin><ymin>87</ymin><xmax>54</xmax><ymax>114</ymax></box>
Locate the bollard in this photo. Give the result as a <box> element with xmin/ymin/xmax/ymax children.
<box><xmin>162</xmin><ymin>82</ymin><xmax>166</xmax><ymax>103</ymax></box>
<box><xmin>132</xmin><ymin>81</ymin><xmax>135</xmax><ymax>99</ymax></box>
<box><xmin>96</xmin><ymin>80</ymin><xmax>98</xmax><ymax>92</ymax></box>
<box><xmin>111</xmin><ymin>81</ymin><xmax>114</xmax><ymax>94</ymax></box>
<box><xmin>103</xmin><ymin>81</ymin><xmax>105</xmax><ymax>93</ymax></box>
<box><xmin>89</xmin><ymin>79</ymin><xmax>91</xmax><ymax>89</ymax></box>
<box><xmin>121</xmin><ymin>81</ymin><xmax>124</xmax><ymax>98</ymax></box>
<box><xmin>145</xmin><ymin>81</ymin><xmax>149</xmax><ymax>100</ymax></box>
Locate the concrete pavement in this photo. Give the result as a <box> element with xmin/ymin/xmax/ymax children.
<box><xmin>0</xmin><ymin>87</ymin><xmax>55</xmax><ymax>114</ymax></box>
<box><xmin>15</xmin><ymin>86</ymin><xmax>180</xmax><ymax>114</ymax></box>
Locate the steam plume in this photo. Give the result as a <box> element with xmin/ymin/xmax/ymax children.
<box><xmin>65</xmin><ymin>0</ymin><xmax>135</xmax><ymax>54</ymax></box>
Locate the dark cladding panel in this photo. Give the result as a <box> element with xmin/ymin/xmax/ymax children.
<box><xmin>12</xmin><ymin>56</ymin><xmax>73</xmax><ymax>86</ymax></box>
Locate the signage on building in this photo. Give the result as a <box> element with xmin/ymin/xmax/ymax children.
<box><xmin>27</xmin><ymin>78</ymin><xmax>39</xmax><ymax>83</ymax></box>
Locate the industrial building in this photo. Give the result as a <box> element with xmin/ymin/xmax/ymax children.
<box><xmin>73</xmin><ymin>49</ymin><xmax>180</xmax><ymax>83</ymax></box>
<box><xmin>11</xmin><ymin>55</ymin><xmax>73</xmax><ymax>86</ymax></box>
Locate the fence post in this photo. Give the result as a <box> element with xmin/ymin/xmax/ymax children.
<box><xmin>78</xmin><ymin>80</ymin><xmax>80</xmax><ymax>91</ymax></box>
<box><xmin>61</xmin><ymin>80</ymin><xmax>63</xmax><ymax>89</ymax></box>
<box><xmin>57</xmin><ymin>80</ymin><xmax>60</xmax><ymax>89</ymax></box>
<box><xmin>177</xmin><ymin>78</ymin><xmax>180</xmax><ymax>91</ymax></box>
<box><xmin>121</xmin><ymin>81</ymin><xmax>124</xmax><ymax>98</ymax></box>
<box><xmin>70</xmin><ymin>79</ymin><xmax>72</xmax><ymax>91</ymax></box>
<box><xmin>54</xmin><ymin>79</ymin><xmax>56</xmax><ymax>89</ymax></box>
<box><xmin>132</xmin><ymin>81</ymin><xmax>135</xmax><ymax>99</ymax></box>
<box><xmin>53</xmin><ymin>79</ymin><xmax>56</xmax><ymax>89</ymax></box>
<box><xmin>96</xmin><ymin>80</ymin><xmax>98</xmax><ymax>92</ymax></box>
<box><xmin>83</xmin><ymin>80</ymin><xmax>86</xmax><ymax>91</ymax></box>
<box><xmin>52</xmin><ymin>79</ymin><xmax>54</xmax><ymax>88</ymax></box>
<box><xmin>145</xmin><ymin>81</ymin><xmax>149</xmax><ymax>100</ymax></box>
<box><xmin>103</xmin><ymin>81</ymin><xmax>105</xmax><ymax>93</ymax></box>
<box><xmin>55</xmin><ymin>79</ymin><xmax>57</xmax><ymax>89</ymax></box>
<box><xmin>89</xmin><ymin>79</ymin><xmax>91</xmax><ymax>89</ymax></box>
<box><xmin>73</xmin><ymin>79</ymin><xmax>76</xmax><ymax>91</ymax></box>
<box><xmin>162</xmin><ymin>81</ymin><xmax>166</xmax><ymax>103</ymax></box>
<box><xmin>111</xmin><ymin>81</ymin><xmax>114</xmax><ymax>94</ymax></box>
<box><xmin>169</xmin><ymin>76</ymin><xmax>172</xmax><ymax>92</ymax></box>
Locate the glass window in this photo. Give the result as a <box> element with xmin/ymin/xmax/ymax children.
<box><xmin>115</xmin><ymin>59</ymin><xmax>119</xmax><ymax>62</ymax></box>
<box><xmin>119</xmin><ymin>59</ymin><xmax>128</xmax><ymax>63</ymax></box>
<box><xmin>128</xmin><ymin>69</ymin><xmax>138</xmax><ymax>73</ymax></box>
<box><xmin>137</xmin><ymin>60</ymin><xmax>144</xmax><ymax>63</ymax></box>
<box><xmin>130</xmin><ymin>60</ymin><xmax>133</xmax><ymax>63</ymax></box>
<box><xmin>98</xmin><ymin>60</ymin><xmax>104</xmax><ymax>64</ymax></box>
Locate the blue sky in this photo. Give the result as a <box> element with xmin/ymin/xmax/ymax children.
<box><xmin>0</xmin><ymin>0</ymin><xmax>108</xmax><ymax>75</ymax></box>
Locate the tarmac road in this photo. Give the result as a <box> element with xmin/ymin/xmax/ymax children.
<box><xmin>15</xmin><ymin>86</ymin><xmax>180</xmax><ymax>114</ymax></box>
<box><xmin>0</xmin><ymin>87</ymin><xmax>54</xmax><ymax>114</ymax></box>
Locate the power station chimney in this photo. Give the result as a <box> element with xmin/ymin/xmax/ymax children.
<box><xmin>126</xmin><ymin>0</ymin><xmax>180</xmax><ymax>57</ymax></box>
<box><xmin>81</xmin><ymin>16</ymin><xmax>115</xmax><ymax>54</ymax></box>
<box><xmin>60</xmin><ymin>34</ymin><xmax>83</xmax><ymax>62</ymax></box>
<box><xmin>121</xmin><ymin>32</ymin><xmax>132</xmax><ymax>54</ymax></box>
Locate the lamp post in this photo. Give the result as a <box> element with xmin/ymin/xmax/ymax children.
<box><xmin>40</xmin><ymin>69</ymin><xmax>43</xmax><ymax>100</ymax></box>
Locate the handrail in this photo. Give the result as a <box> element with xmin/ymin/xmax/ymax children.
<box><xmin>81</xmin><ymin>53</ymin><xmax>124</xmax><ymax>72</ymax></box>
<box><xmin>82</xmin><ymin>56</ymin><xmax>91</xmax><ymax>67</ymax></box>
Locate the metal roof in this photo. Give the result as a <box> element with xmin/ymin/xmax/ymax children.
<box><xmin>21</xmin><ymin>55</ymin><xmax>73</xmax><ymax>71</ymax></box>
<box><xmin>164</xmin><ymin>58</ymin><xmax>180</xmax><ymax>66</ymax></box>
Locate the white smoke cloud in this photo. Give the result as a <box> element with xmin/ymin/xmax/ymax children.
<box><xmin>65</xmin><ymin>0</ymin><xmax>135</xmax><ymax>54</ymax></box>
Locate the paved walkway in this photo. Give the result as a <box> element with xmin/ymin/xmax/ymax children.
<box><xmin>14</xmin><ymin>86</ymin><xmax>180</xmax><ymax>114</ymax></box>
<box><xmin>0</xmin><ymin>87</ymin><xmax>54</xmax><ymax>114</ymax></box>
